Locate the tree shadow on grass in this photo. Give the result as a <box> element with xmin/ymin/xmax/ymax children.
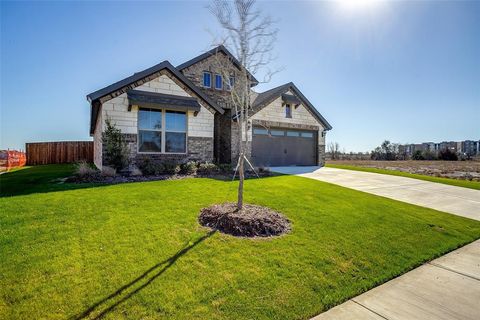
<box><xmin>71</xmin><ymin>230</ymin><xmax>216</xmax><ymax>320</ymax></box>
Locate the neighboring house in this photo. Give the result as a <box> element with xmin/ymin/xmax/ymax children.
<box><xmin>87</xmin><ymin>45</ymin><xmax>332</xmax><ymax>170</ymax></box>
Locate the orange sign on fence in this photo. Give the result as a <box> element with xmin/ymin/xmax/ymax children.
<box><xmin>0</xmin><ymin>150</ymin><xmax>27</xmax><ymax>171</ymax></box>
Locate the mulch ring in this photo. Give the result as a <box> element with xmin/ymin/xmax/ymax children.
<box><xmin>198</xmin><ymin>202</ymin><xmax>291</xmax><ymax>238</ymax></box>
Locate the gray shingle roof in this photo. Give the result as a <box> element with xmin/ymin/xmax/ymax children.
<box><xmin>251</xmin><ymin>82</ymin><xmax>332</xmax><ymax>130</ymax></box>
<box><xmin>87</xmin><ymin>61</ymin><xmax>223</xmax><ymax>134</ymax></box>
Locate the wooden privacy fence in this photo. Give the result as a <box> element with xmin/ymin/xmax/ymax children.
<box><xmin>26</xmin><ymin>141</ymin><xmax>93</xmax><ymax>165</ymax></box>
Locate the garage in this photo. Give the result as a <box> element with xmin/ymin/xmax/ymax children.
<box><xmin>251</xmin><ymin>126</ymin><xmax>317</xmax><ymax>166</ymax></box>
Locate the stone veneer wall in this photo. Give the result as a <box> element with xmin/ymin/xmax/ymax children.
<box><xmin>93</xmin><ymin>108</ymin><xmax>103</xmax><ymax>169</ymax></box>
<box><xmin>94</xmin><ymin>71</ymin><xmax>216</xmax><ymax>168</ymax></box>
<box><xmin>230</xmin><ymin>91</ymin><xmax>327</xmax><ymax>166</ymax></box>
<box><xmin>101</xmin><ymin>134</ymin><xmax>213</xmax><ymax>167</ymax></box>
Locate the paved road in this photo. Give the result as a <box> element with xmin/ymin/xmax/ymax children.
<box><xmin>270</xmin><ymin>166</ymin><xmax>480</xmax><ymax>320</ymax></box>
<box><xmin>312</xmin><ymin>240</ymin><xmax>480</xmax><ymax>320</ymax></box>
<box><xmin>271</xmin><ymin>166</ymin><xmax>480</xmax><ymax>221</ymax></box>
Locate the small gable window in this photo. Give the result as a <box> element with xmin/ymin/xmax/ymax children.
<box><xmin>227</xmin><ymin>76</ymin><xmax>235</xmax><ymax>90</ymax></box>
<box><xmin>203</xmin><ymin>72</ymin><xmax>211</xmax><ymax>88</ymax></box>
<box><xmin>285</xmin><ymin>104</ymin><xmax>292</xmax><ymax>118</ymax></box>
<box><xmin>215</xmin><ymin>74</ymin><xmax>223</xmax><ymax>90</ymax></box>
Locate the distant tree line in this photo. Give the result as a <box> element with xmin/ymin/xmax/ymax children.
<box><xmin>327</xmin><ymin>140</ymin><xmax>462</xmax><ymax>161</ymax></box>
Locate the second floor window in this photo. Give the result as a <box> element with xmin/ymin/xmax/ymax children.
<box><xmin>285</xmin><ymin>104</ymin><xmax>292</xmax><ymax>118</ymax></box>
<box><xmin>203</xmin><ymin>72</ymin><xmax>211</xmax><ymax>88</ymax></box>
<box><xmin>215</xmin><ymin>74</ymin><xmax>223</xmax><ymax>90</ymax></box>
<box><xmin>227</xmin><ymin>76</ymin><xmax>235</xmax><ymax>90</ymax></box>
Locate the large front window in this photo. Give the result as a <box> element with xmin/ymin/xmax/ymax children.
<box><xmin>138</xmin><ymin>108</ymin><xmax>187</xmax><ymax>153</ymax></box>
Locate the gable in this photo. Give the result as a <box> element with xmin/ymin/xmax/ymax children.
<box><xmin>251</xmin><ymin>83</ymin><xmax>332</xmax><ymax>130</ymax></box>
<box><xmin>87</xmin><ymin>61</ymin><xmax>223</xmax><ymax>134</ymax></box>
<box><xmin>177</xmin><ymin>45</ymin><xmax>259</xmax><ymax>86</ymax></box>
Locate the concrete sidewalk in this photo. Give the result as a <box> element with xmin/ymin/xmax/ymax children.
<box><xmin>269</xmin><ymin>166</ymin><xmax>480</xmax><ymax>320</ymax></box>
<box><xmin>271</xmin><ymin>166</ymin><xmax>480</xmax><ymax>221</ymax></box>
<box><xmin>312</xmin><ymin>240</ymin><xmax>480</xmax><ymax>320</ymax></box>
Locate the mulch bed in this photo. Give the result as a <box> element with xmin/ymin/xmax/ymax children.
<box><xmin>198</xmin><ymin>202</ymin><xmax>291</xmax><ymax>238</ymax></box>
<box><xmin>67</xmin><ymin>171</ymin><xmax>273</xmax><ymax>185</ymax></box>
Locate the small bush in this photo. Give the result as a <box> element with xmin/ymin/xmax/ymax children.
<box><xmin>138</xmin><ymin>157</ymin><xmax>164</xmax><ymax>176</ymax></box>
<box><xmin>182</xmin><ymin>161</ymin><xmax>198</xmax><ymax>175</ymax></box>
<box><xmin>102</xmin><ymin>119</ymin><xmax>130</xmax><ymax>170</ymax></box>
<box><xmin>438</xmin><ymin>148</ymin><xmax>458</xmax><ymax>161</ymax></box>
<box><xmin>162</xmin><ymin>161</ymin><xmax>179</xmax><ymax>175</ymax></box>
<box><xmin>130</xmin><ymin>167</ymin><xmax>143</xmax><ymax>176</ymax></box>
<box><xmin>198</xmin><ymin>162</ymin><xmax>219</xmax><ymax>175</ymax></box>
<box><xmin>218</xmin><ymin>163</ymin><xmax>233</xmax><ymax>173</ymax></box>
<box><xmin>75</xmin><ymin>161</ymin><xmax>97</xmax><ymax>176</ymax></box>
<box><xmin>412</xmin><ymin>150</ymin><xmax>424</xmax><ymax>160</ymax></box>
<box><xmin>101</xmin><ymin>166</ymin><xmax>117</xmax><ymax>177</ymax></box>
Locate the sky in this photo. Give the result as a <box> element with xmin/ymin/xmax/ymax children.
<box><xmin>1</xmin><ymin>0</ymin><xmax>479</xmax><ymax>152</ymax></box>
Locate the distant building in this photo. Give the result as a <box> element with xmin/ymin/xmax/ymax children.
<box><xmin>400</xmin><ymin>140</ymin><xmax>479</xmax><ymax>158</ymax></box>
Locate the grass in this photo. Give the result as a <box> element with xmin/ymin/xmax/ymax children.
<box><xmin>326</xmin><ymin>163</ymin><xmax>480</xmax><ymax>190</ymax></box>
<box><xmin>1</xmin><ymin>165</ymin><xmax>479</xmax><ymax>319</ymax></box>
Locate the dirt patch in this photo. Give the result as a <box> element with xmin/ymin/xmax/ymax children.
<box><xmin>198</xmin><ymin>202</ymin><xmax>291</xmax><ymax>238</ymax></box>
<box><xmin>328</xmin><ymin>160</ymin><xmax>480</xmax><ymax>181</ymax></box>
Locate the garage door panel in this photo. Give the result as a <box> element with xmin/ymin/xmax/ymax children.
<box><xmin>252</xmin><ymin>127</ymin><xmax>317</xmax><ymax>166</ymax></box>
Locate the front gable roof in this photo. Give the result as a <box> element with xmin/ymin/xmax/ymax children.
<box><xmin>252</xmin><ymin>82</ymin><xmax>332</xmax><ymax>130</ymax></box>
<box><xmin>177</xmin><ymin>45</ymin><xmax>259</xmax><ymax>86</ymax></box>
<box><xmin>87</xmin><ymin>61</ymin><xmax>223</xmax><ymax>134</ymax></box>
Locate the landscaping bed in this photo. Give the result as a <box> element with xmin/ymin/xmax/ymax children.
<box><xmin>1</xmin><ymin>165</ymin><xmax>480</xmax><ymax>319</ymax></box>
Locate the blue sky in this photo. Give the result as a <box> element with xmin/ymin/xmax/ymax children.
<box><xmin>1</xmin><ymin>0</ymin><xmax>479</xmax><ymax>152</ymax></box>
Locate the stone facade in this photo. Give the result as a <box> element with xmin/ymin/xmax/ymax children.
<box><xmin>94</xmin><ymin>71</ymin><xmax>216</xmax><ymax>169</ymax></box>
<box><xmin>92</xmin><ymin>49</ymin><xmax>330</xmax><ymax>169</ymax></box>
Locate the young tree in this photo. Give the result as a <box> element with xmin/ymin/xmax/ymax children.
<box><xmin>327</xmin><ymin>142</ymin><xmax>341</xmax><ymax>160</ymax></box>
<box><xmin>102</xmin><ymin>119</ymin><xmax>129</xmax><ymax>171</ymax></box>
<box><xmin>209</xmin><ymin>0</ymin><xmax>278</xmax><ymax>210</ymax></box>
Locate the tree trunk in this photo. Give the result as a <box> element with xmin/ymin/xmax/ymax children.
<box><xmin>237</xmin><ymin>151</ymin><xmax>244</xmax><ymax>211</ymax></box>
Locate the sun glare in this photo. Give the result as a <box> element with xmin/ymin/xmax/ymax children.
<box><xmin>339</xmin><ymin>0</ymin><xmax>380</xmax><ymax>11</ymax></box>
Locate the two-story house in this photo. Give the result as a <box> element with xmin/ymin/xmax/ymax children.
<box><xmin>87</xmin><ymin>45</ymin><xmax>332</xmax><ymax>170</ymax></box>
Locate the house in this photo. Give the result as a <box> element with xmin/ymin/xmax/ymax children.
<box><xmin>87</xmin><ymin>46</ymin><xmax>332</xmax><ymax>170</ymax></box>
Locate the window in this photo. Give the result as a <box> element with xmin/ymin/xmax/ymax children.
<box><xmin>215</xmin><ymin>74</ymin><xmax>223</xmax><ymax>90</ymax></box>
<box><xmin>285</xmin><ymin>104</ymin><xmax>292</xmax><ymax>118</ymax></box>
<box><xmin>138</xmin><ymin>108</ymin><xmax>162</xmax><ymax>152</ymax></box>
<box><xmin>253</xmin><ymin>128</ymin><xmax>268</xmax><ymax>135</ymax></box>
<box><xmin>227</xmin><ymin>76</ymin><xmax>235</xmax><ymax>90</ymax></box>
<box><xmin>287</xmin><ymin>131</ymin><xmax>300</xmax><ymax>137</ymax></box>
<box><xmin>165</xmin><ymin>111</ymin><xmax>186</xmax><ymax>153</ymax></box>
<box><xmin>271</xmin><ymin>130</ymin><xmax>285</xmax><ymax>136</ymax></box>
<box><xmin>300</xmin><ymin>132</ymin><xmax>313</xmax><ymax>138</ymax></box>
<box><xmin>138</xmin><ymin>108</ymin><xmax>186</xmax><ymax>153</ymax></box>
<box><xmin>203</xmin><ymin>72</ymin><xmax>211</xmax><ymax>88</ymax></box>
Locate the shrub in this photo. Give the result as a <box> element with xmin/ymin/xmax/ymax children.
<box><xmin>198</xmin><ymin>162</ymin><xmax>219</xmax><ymax>175</ymax></box>
<box><xmin>162</xmin><ymin>161</ymin><xmax>180</xmax><ymax>175</ymax></box>
<box><xmin>181</xmin><ymin>161</ymin><xmax>198</xmax><ymax>175</ymax></box>
<box><xmin>130</xmin><ymin>167</ymin><xmax>143</xmax><ymax>176</ymax></box>
<box><xmin>74</xmin><ymin>161</ymin><xmax>98</xmax><ymax>180</ymax></box>
<box><xmin>138</xmin><ymin>157</ymin><xmax>164</xmax><ymax>176</ymax></box>
<box><xmin>218</xmin><ymin>163</ymin><xmax>233</xmax><ymax>173</ymax></box>
<box><xmin>412</xmin><ymin>150</ymin><xmax>424</xmax><ymax>160</ymax></box>
<box><xmin>438</xmin><ymin>148</ymin><xmax>458</xmax><ymax>161</ymax></box>
<box><xmin>101</xmin><ymin>166</ymin><xmax>117</xmax><ymax>177</ymax></box>
<box><xmin>102</xmin><ymin>119</ymin><xmax>130</xmax><ymax>171</ymax></box>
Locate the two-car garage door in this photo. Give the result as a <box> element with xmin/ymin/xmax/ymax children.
<box><xmin>251</xmin><ymin>126</ymin><xmax>317</xmax><ymax>166</ymax></box>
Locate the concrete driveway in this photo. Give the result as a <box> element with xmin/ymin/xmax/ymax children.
<box><xmin>271</xmin><ymin>166</ymin><xmax>480</xmax><ymax>221</ymax></box>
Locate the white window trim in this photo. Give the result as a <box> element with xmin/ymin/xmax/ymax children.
<box><xmin>203</xmin><ymin>71</ymin><xmax>212</xmax><ymax>88</ymax></box>
<box><xmin>137</xmin><ymin>108</ymin><xmax>188</xmax><ymax>155</ymax></box>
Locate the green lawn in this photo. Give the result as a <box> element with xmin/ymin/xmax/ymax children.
<box><xmin>326</xmin><ymin>163</ymin><xmax>480</xmax><ymax>190</ymax></box>
<box><xmin>1</xmin><ymin>165</ymin><xmax>479</xmax><ymax>319</ymax></box>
